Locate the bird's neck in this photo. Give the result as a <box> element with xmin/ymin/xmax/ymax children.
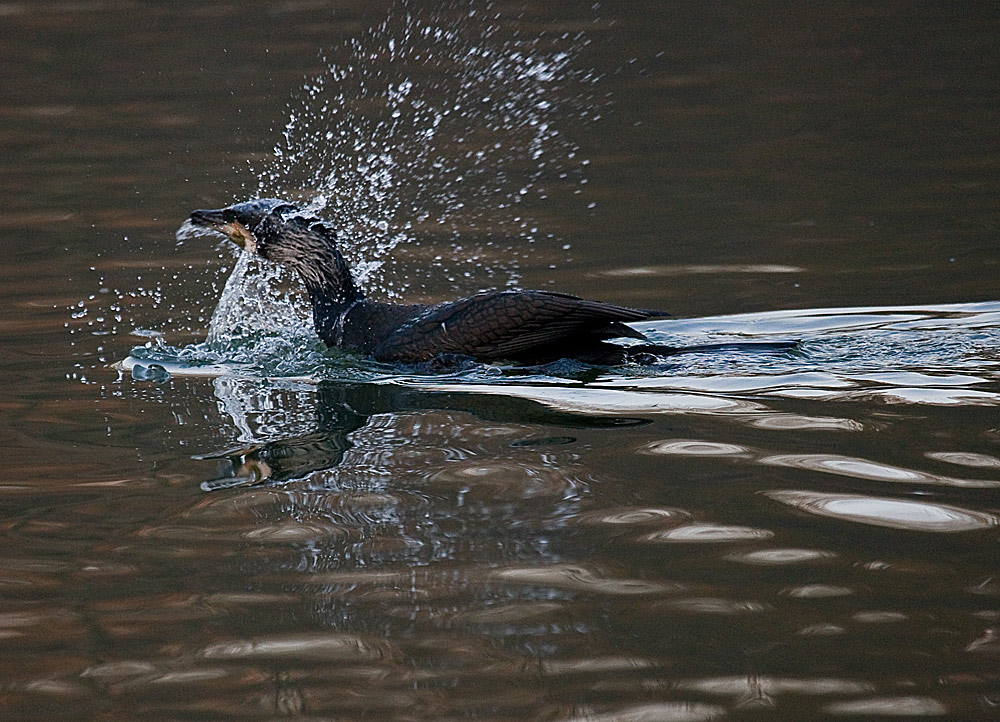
<box><xmin>254</xmin><ymin>215</ymin><xmax>367</xmax><ymax>346</ymax></box>
<box><xmin>300</xmin><ymin>246</ymin><xmax>365</xmax><ymax>346</ymax></box>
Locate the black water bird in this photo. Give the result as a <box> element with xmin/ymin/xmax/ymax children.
<box><xmin>188</xmin><ymin>199</ymin><xmax>792</xmax><ymax>364</ymax></box>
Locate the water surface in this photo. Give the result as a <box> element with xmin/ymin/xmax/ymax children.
<box><xmin>2</xmin><ymin>1</ymin><xmax>999</xmax><ymax>720</ymax></box>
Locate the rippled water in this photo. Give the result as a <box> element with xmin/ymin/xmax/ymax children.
<box><xmin>95</xmin><ymin>300</ymin><xmax>1000</xmax><ymax>719</ymax></box>
<box><xmin>3</xmin><ymin>1</ymin><xmax>1000</xmax><ymax>720</ymax></box>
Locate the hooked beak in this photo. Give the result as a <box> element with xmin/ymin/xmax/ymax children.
<box><xmin>188</xmin><ymin>209</ymin><xmax>256</xmax><ymax>252</ymax></box>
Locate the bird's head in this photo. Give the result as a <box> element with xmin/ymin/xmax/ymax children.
<box><xmin>188</xmin><ymin>198</ymin><xmax>298</xmax><ymax>255</ymax></box>
<box><xmin>188</xmin><ymin>199</ymin><xmax>358</xmax><ymax>298</ymax></box>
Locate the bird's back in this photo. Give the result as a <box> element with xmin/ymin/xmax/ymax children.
<box><xmin>330</xmin><ymin>290</ymin><xmax>657</xmax><ymax>363</ymax></box>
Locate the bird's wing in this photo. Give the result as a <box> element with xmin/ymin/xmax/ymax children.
<box><xmin>370</xmin><ymin>290</ymin><xmax>655</xmax><ymax>362</ymax></box>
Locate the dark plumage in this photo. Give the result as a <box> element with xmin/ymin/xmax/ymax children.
<box><xmin>188</xmin><ymin>199</ymin><xmax>792</xmax><ymax>364</ymax></box>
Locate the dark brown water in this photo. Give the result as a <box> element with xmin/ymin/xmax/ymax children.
<box><xmin>2</xmin><ymin>2</ymin><xmax>999</xmax><ymax>720</ymax></box>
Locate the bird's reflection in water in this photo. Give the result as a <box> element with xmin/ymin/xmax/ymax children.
<box><xmin>200</xmin><ymin>379</ymin><xmax>646</xmax><ymax>492</ymax></box>
<box><xmin>185</xmin><ymin>379</ymin><xmax>651</xmax><ymax>582</ymax></box>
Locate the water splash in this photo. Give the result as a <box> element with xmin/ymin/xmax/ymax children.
<box><xmin>202</xmin><ymin>252</ymin><xmax>311</xmax><ymax>353</ymax></box>
<box><xmin>66</xmin><ymin>237</ymin><xmax>228</xmax><ymax>380</ymax></box>
<box><xmin>249</xmin><ymin>4</ymin><xmax>597</xmax><ymax>299</ymax></box>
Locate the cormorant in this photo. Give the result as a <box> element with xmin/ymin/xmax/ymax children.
<box><xmin>188</xmin><ymin>199</ymin><xmax>791</xmax><ymax>364</ymax></box>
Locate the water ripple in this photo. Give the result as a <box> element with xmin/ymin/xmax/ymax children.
<box><xmin>655</xmin><ymin>597</ymin><xmax>771</xmax><ymax>615</ymax></box>
<box><xmin>925</xmin><ymin>451</ymin><xmax>1000</xmax><ymax>468</ymax></box>
<box><xmin>639</xmin><ymin>440</ymin><xmax>751</xmax><ymax>457</ymax></box>
<box><xmin>852</xmin><ymin>611</ymin><xmax>908</xmax><ymax>624</ymax></box>
<box><xmin>747</xmin><ymin>414</ymin><xmax>864</xmax><ymax>431</ymax></box>
<box><xmin>761</xmin><ymin>453</ymin><xmax>1000</xmax><ymax>488</ymax></box>
<box><xmin>491</xmin><ymin>564</ymin><xmax>679</xmax><ymax>596</ymax></box>
<box><xmin>676</xmin><ymin>675</ymin><xmax>872</xmax><ymax>697</ymax></box>
<box><xmin>560</xmin><ymin>702</ymin><xmax>727</xmax><ymax>722</ymax></box>
<box><xmin>765</xmin><ymin>490</ymin><xmax>1000</xmax><ymax>532</ymax></box>
<box><xmin>725</xmin><ymin>548</ymin><xmax>837</xmax><ymax>565</ymax></box>
<box><xmin>783</xmin><ymin>584</ymin><xmax>854</xmax><ymax>598</ymax></box>
<box><xmin>767</xmin><ymin>385</ymin><xmax>1000</xmax><ymax>406</ymax></box>
<box><xmin>540</xmin><ymin>657</ymin><xmax>655</xmax><ymax>675</ymax></box>
<box><xmin>639</xmin><ymin>524</ymin><xmax>774</xmax><ymax>544</ymax></box>
<box><xmin>964</xmin><ymin>628</ymin><xmax>1000</xmax><ymax>654</ymax></box>
<box><xmin>201</xmin><ymin>632</ymin><xmax>385</xmax><ymax>662</ymax></box>
<box><xmin>823</xmin><ymin>695</ymin><xmax>947</xmax><ymax>716</ymax></box>
<box><xmin>798</xmin><ymin>623</ymin><xmax>848</xmax><ymax>637</ymax></box>
<box><xmin>425</xmin><ymin>384</ymin><xmax>764</xmax><ymax>416</ymax></box>
<box><xmin>599</xmin><ymin>263</ymin><xmax>804</xmax><ymax>277</ymax></box>
<box><xmin>458</xmin><ymin>601</ymin><xmax>565</xmax><ymax>624</ymax></box>
<box><xmin>575</xmin><ymin>507</ymin><xmax>690</xmax><ymax>526</ymax></box>
<box><xmin>427</xmin><ymin>460</ymin><xmax>579</xmax><ymax>498</ymax></box>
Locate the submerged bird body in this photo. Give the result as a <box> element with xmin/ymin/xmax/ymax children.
<box><xmin>188</xmin><ymin>199</ymin><xmax>789</xmax><ymax>364</ymax></box>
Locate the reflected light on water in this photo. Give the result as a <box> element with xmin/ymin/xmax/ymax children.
<box><xmin>598</xmin><ymin>264</ymin><xmax>804</xmax><ymax>277</ymax></box>
<box><xmin>725</xmin><ymin>548</ymin><xmax>837</xmax><ymax>565</ymax></box>
<box><xmin>575</xmin><ymin>507</ymin><xmax>690</xmax><ymax>526</ymax></box>
<box><xmin>761</xmin><ymin>454</ymin><xmax>1000</xmax><ymax>488</ymax></box>
<box><xmin>764</xmin><ymin>491</ymin><xmax>1000</xmax><ymax>532</ymax></box>
<box><xmin>782</xmin><ymin>584</ymin><xmax>854</xmax><ymax>598</ymax></box>
<box><xmin>675</xmin><ymin>675</ymin><xmax>873</xmax><ymax>698</ymax></box>
<box><xmin>639</xmin><ymin>524</ymin><xmax>775</xmax><ymax>544</ymax></box>
<box><xmin>639</xmin><ymin>439</ymin><xmax>752</xmax><ymax>457</ymax></box>
<box><xmin>654</xmin><ymin>598</ymin><xmax>771</xmax><ymax>615</ymax></box>
<box><xmin>925</xmin><ymin>451</ymin><xmax>1000</xmax><ymax>468</ymax></box>
<box><xmin>419</xmin><ymin>384</ymin><xmax>765</xmax><ymax>415</ymax></box>
<box><xmin>202</xmin><ymin>633</ymin><xmax>385</xmax><ymax>662</ymax></box>
<box><xmin>823</xmin><ymin>696</ymin><xmax>948</xmax><ymax>716</ymax></box>
<box><xmin>560</xmin><ymin>702</ymin><xmax>727</xmax><ymax>722</ymax></box>
<box><xmin>492</xmin><ymin>564</ymin><xmax>680</xmax><ymax>596</ymax></box>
